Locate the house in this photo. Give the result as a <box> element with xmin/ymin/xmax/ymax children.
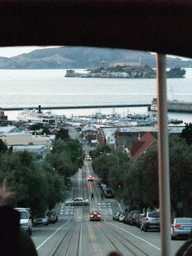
<box><xmin>114</xmin><ymin>130</ymin><xmax>142</xmax><ymax>152</ymax></box>
<box><xmin>105</xmin><ymin>133</ymin><xmax>116</xmax><ymax>150</ymax></box>
<box><xmin>99</xmin><ymin>128</ymin><xmax>116</xmax><ymax>149</ymax></box>
<box><xmin>81</xmin><ymin>125</ymin><xmax>97</xmax><ymax>139</ymax></box>
<box><xmin>129</xmin><ymin>132</ymin><xmax>157</xmax><ymax>161</ymax></box>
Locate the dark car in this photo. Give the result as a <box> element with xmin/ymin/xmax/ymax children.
<box><xmin>130</xmin><ymin>212</ymin><xmax>141</xmax><ymax>226</ymax></box>
<box><xmin>104</xmin><ymin>189</ymin><xmax>114</xmax><ymax>198</ymax></box>
<box><xmin>90</xmin><ymin>211</ymin><xmax>101</xmax><ymax>221</ymax></box>
<box><xmin>127</xmin><ymin>210</ymin><xmax>140</xmax><ymax>225</ymax></box>
<box><xmin>46</xmin><ymin>211</ymin><xmax>58</xmax><ymax>224</ymax></box>
<box><xmin>123</xmin><ymin>211</ymin><xmax>130</xmax><ymax>224</ymax></box>
<box><xmin>140</xmin><ymin>211</ymin><xmax>160</xmax><ymax>232</ymax></box>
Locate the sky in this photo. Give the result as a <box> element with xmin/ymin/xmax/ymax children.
<box><xmin>0</xmin><ymin>46</ymin><xmax>61</xmax><ymax>58</ymax></box>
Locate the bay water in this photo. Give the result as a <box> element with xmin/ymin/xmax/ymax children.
<box><xmin>1</xmin><ymin>68</ymin><xmax>192</xmax><ymax>123</ymax></box>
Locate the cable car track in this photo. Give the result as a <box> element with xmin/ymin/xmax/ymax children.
<box><xmin>51</xmin><ymin>222</ymin><xmax>82</xmax><ymax>256</ymax></box>
<box><xmin>93</xmin><ymin>221</ymin><xmax>150</xmax><ymax>256</ymax></box>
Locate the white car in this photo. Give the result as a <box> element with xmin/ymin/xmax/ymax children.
<box><xmin>171</xmin><ymin>217</ymin><xmax>192</xmax><ymax>240</ymax></box>
<box><xmin>65</xmin><ymin>197</ymin><xmax>89</xmax><ymax>206</ymax></box>
<box><xmin>33</xmin><ymin>215</ymin><xmax>49</xmax><ymax>226</ymax></box>
<box><xmin>15</xmin><ymin>207</ymin><xmax>33</xmax><ymax>235</ymax></box>
<box><xmin>118</xmin><ymin>212</ymin><xmax>125</xmax><ymax>222</ymax></box>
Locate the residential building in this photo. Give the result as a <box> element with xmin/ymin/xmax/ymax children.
<box><xmin>129</xmin><ymin>132</ymin><xmax>157</xmax><ymax>161</ymax></box>
<box><xmin>81</xmin><ymin>125</ymin><xmax>97</xmax><ymax>139</ymax></box>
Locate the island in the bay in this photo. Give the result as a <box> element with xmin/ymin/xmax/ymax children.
<box><xmin>65</xmin><ymin>65</ymin><xmax>186</xmax><ymax>79</ymax></box>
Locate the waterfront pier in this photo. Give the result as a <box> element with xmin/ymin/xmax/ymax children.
<box><xmin>2</xmin><ymin>104</ymin><xmax>150</xmax><ymax>111</ymax></box>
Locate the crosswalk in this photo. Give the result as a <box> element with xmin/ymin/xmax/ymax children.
<box><xmin>59</xmin><ymin>202</ymin><xmax>113</xmax><ymax>216</ymax></box>
<box><xmin>60</xmin><ymin>203</ymin><xmax>74</xmax><ymax>216</ymax></box>
<box><xmin>98</xmin><ymin>202</ymin><xmax>113</xmax><ymax>216</ymax></box>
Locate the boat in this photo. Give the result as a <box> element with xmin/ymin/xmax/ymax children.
<box><xmin>137</xmin><ymin>120</ymin><xmax>156</xmax><ymax>126</ymax></box>
<box><xmin>17</xmin><ymin>109</ymin><xmax>57</xmax><ymax>127</ymax></box>
<box><xmin>170</xmin><ymin>119</ymin><xmax>183</xmax><ymax>124</ymax></box>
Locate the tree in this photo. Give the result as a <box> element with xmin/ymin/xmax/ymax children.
<box><xmin>56</xmin><ymin>128</ymin><xmax>70</xmax><ymax>140</ymax></box>
<box><xmin>41</xmin><ymin>128</ymin><xmax>51</xmax><ymax>135</ymax></box>
<box><xmin>0</xmin><ymin>139</ymin><xmax>7</xmax><ymax>154</ymax></box>
<box><xmin>107</xmin><ymin>152</ymin><xmax>129</xmax><ymax>194</ymax></box>
<box><xmin>51</xmin><ymin>139</ymin><xmax>85</xmax><ymax>168</ymax></box>
<box><xmin>41</xmin><ymin>162</ymin><xmax>65</xmax><ymax>210</ymax></box>
<box><xmin>0</xmin><ymin>150</ymin><xmax>65</xmax><ymax>215</ymax></box>
<box><xmin>46</xmin><ymin>151</ymin><xmax>78</xmax><ymax>177</ymax></box>
<box><xmin>180</xmin><ymin>123</ymin><xmax>192</xmax><ymax>146</ymax></box>
<box><xmin>121</xmin><ymin>145</ymin><xmax>159</xmax><ymax>212</ymax></box>
<box><xmin>89</xmin><ymin>145</ymin><xmax>111</xmax><ymax>159</ymax></box>
<box><xmin>169</xmin><ymin>135</ymin><xmax>192</xmax><ymax>217</ymax></box>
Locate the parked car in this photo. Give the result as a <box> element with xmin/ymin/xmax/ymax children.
<box><xmin>118</xmin><ymin>212</ymin><xmax>125</xmax><ymax>222</ymax></box>
<box><xmin>104</xmin><ymin>189</ymin><xmax>114</xmax><ymax>198</ymax></box>
<box><xmin>113</xmin><ymin>212</ymin><xmax>120</xmax><ymax>221</ymax></box>
<box><xmin>140</xmin><ymin>211</ymin><xmax>160</xmax><ymax>232</ymax></box>
<box><xmin>87</xmin><ymin>175</ymin><xmax>94</xmax><ymax>181</ymax></box>
<box><xmin>65</xmin><ymin>197</ymin><xmax>89</xmax><ymax>206</ymax></box>
<box><xmin>171</xmin><ymin>217</ymin><xmax>192</xmax><ymax>240</ymax></box>
<box><xmin>127</xmin><ymin>210</ymin><xmax>140</xmax><ymax>225</ymax></box>
<box><xmin>135</xmin><ymin>213</ymin><xmax>145</xmax><ymax>228</ymax></box>
<box><xmin>33</xmin><ymin>215</ymin><xmax>49</xmax><ymax>226</ymax></box>
<box><xmin>90</xmin><ymin>211</ymin><xmax>101</xmax><ymax>221</ymax></box>
<box><xmin>130</xmin><ymin>212</ymin><xmax>141</xmax><ymax>226</ymax></box>
<box><xmin>123</xmin><ymin>211</ymin><xmax>130</xmax><ymax>224</ymax></box>
<box><xmin>46</xmin><ymin>211</ymin><xmax>58</xmax><ymax>223</ymax></box>
<box><xmin>15</xmin><ymin>207</ymin><xmax>33</xmax><ymax>235</ymax></box>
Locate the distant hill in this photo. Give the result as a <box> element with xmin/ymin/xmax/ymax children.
<box><xmin>0</xmin><ymin>46</ymin><xmax>191</xmax><ymax>69</ymax></box>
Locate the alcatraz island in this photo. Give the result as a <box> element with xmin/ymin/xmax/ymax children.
<box><xmin>65</xmin><ymin>65</ymin><xmax>186</xmax><ymax>79</ymax></box>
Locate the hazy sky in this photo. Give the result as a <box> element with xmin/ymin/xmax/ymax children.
<box><xmin>0</xmin><ymin>46</ymin><xmax>60</xmax><ymax>58</ymax></box>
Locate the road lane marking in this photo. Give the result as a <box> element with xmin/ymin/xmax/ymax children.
<box><xmin>104</xmin><ymin>220</ymin><xmax>161</xmax><ymax>251</ymax></box>
<box><xmin>36</xmin><ymin>219</ymin><xmax>70</xmax><ymax>250</ymax></box>
<box><xmin>79</xmin><ymin>224</ymin><xmax>83</xmax><ymax>256</ymax></box>
<box><xmin>86</xmin><ymin>221</ymin><xmax>103</xmax><ymax>256</ymax></box>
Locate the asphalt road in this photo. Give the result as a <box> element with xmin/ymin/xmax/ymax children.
<box><xmin>31</xmin><ymin>159</ymin><xmax>186</xmax><ymax>256</ymax></box>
